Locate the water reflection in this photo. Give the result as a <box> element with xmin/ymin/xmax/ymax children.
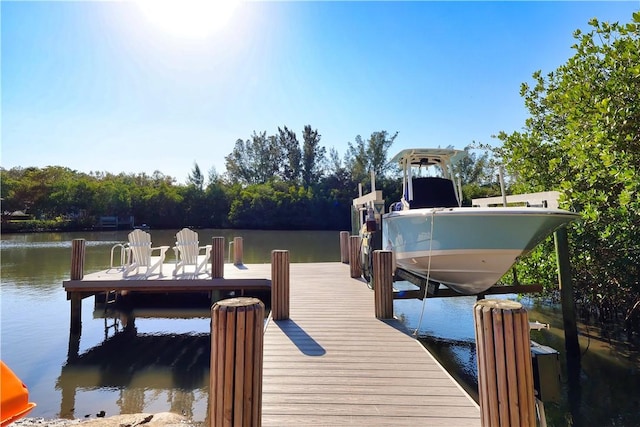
<box><xmin>59</xmin><ymin>308</ymin><xmax>211</xmax><ymax>422</ymax></box>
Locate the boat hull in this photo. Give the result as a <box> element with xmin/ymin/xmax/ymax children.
<box><xmin>382</xmin><ymin>207</ymin><xmax>580</xmax><ymax>295</ymax></box>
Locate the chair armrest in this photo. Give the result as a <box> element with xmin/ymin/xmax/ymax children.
<box><xmin>199</xmin><ymin>245</ymin><xmax>213</xmax><ymax>254</ymax></box>
<box><xmin>151</xmin><ymin>245</ymin><xmax>170</xmax><ymax>257</ymax></box>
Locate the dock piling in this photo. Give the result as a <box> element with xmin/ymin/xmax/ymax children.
<box><xmin>211</xmin><ymin>297</ymin><xmax>264</xmax><ymax>427</ymax></box>
<box><xmin>349</xmin><ymin>235</ymin><xmax>361</xmax><ymax>278</ymax></box>
<box><xmin>211</xmin><ymin>237</ymin><xmax>225</xmax><ymax>279</ymax></box>
<box><xmin>233</xmin><ymin>237</ymin><xmax>243</xmax><ymax>266</ymax></box>
<box><xmin>71</xmin><ymin>239</ymin><xmax>85</xmax><ymax>280</ymax></box>
<box><xmin>339</xmin><ymin>231</ymin><xmax>350</xmax><ymax>263</ymax></box>
<box><xmin>473</xmin><ymin>299</ymin><xmax>535</xmax><ymax>426</ymax></box>
<box><xmin>69</xmin><ymin>239</ymin><xmax>86</xmax><ymax>334</ymax></box>
<box><xmin>373</xmin><ymin>250</ymin><xmax>394</xmax><ymax>319</ymax></box>
<box><xmin>271</xmin><ymin>250</ymin><xmax>290</xmax><ymax>321</ymax></box>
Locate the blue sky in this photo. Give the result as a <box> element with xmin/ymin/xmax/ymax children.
<box><xmin>2</xmin><ymin>1</ymin><xmax>639</xmax><ymax>184</ymax></box>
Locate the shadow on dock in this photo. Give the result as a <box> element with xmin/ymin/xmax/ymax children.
<box><xmin>271</xmin><ymin>319</ymin><xmax>326</xmax><ymax>356</ymax></box>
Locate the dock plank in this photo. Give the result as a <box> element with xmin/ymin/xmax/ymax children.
<box><xmin>261</xmin><ymin>262</ymin><xmax>480</xmax><ymax>426</ymax></box>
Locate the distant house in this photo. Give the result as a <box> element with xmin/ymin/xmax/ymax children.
<box><xmin>7</xmin><ymin>211</ymin><xmax>31</xmax><ymax>221</ymax></box>
<box><xmin>97</xmin><ymin>215</ymin><xmax>135</xmax><ymax>230</ymax></box>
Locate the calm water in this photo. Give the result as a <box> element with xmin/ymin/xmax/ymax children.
<box><xmin>1</xmin><ymin>229</ymin><xmax>638</xmax><ymax>426</ymax></box>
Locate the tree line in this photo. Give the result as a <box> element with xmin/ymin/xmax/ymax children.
<box><xmin>0</xmin><ymin>130</ymin><xmax>498</xmax><ymax>232</ymax></box>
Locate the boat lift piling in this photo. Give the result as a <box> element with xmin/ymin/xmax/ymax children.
<box><xmin>554</xmin><ymin>227</ymin><xmax>580</xmax><ymax>362</ymax></box>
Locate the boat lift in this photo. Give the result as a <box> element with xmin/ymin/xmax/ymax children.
<box><xmin>351</xmin><ymin>172</ymin><xmax>385</xmax><ymax>287</ymax></box>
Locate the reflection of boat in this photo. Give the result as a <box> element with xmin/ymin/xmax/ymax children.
<box><xmin>362</xmin><ymin>148</ymin><xmax>580</xmax><ymax>295</ymax></box>
<box><xmin>1</xmin><ymin>361</ymin><xmax>36</xmax><ymax>427</ymax></box>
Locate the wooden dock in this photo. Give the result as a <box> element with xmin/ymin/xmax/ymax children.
<box><xmin>64</xmin><ymin>260</ymin><xmax>480</xmax><ymax>425</ymax></box>
<box><xmin>260</xmin><ymin>262</ymin><xmax>480</xmax><ymax>426</ymax></box>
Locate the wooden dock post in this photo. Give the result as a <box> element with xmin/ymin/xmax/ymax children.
<box><xmin>339</xmin><ymin>231</ymin><xmax>350</xmax><ymax>263</ymax></box>
<box><xmin>473</xmin><ymin>299</ymin><xmax>536</xmax><ymax>427</ymax></box>
<box><xmin>233</xmin><ymin>237</ymin><xmax>244</xmax><ymax>266</ymax></box>
<box><xmin>373</xmin><ymin>250</ymin><xmax>394</xmax><ymax>319</ymax></box>
<box><xmin>271</xmin><ymin>250</ymin><xmax>290</xmax><ymax>321</ymax></box>
<box><xmin>210</xmin><ymin>297</ymin><xmax>264</xmax><ymax>427</ymax></box>
<box><xmin>554</xmin><ymin>226</ymin><xmax>580</xmax><ymax>361</ymax></box>
<box><xmin>349</xmin><ymin>235</ymin><xmax>361</xmax><ymax>278</ymax></box>
<box><xmin>71</xmin><ymin>239</ymin><xmax>85</xmax><ymax>280</ymax></box>
<box><xmin>211</xmin><ymin>237</ymin><xmax>225</xmax><ymax>279</ymax></box>
<box><xmin>69</xmin><ymin>239</ymin><xmax>85</xmax><ymax>334</ymax></box>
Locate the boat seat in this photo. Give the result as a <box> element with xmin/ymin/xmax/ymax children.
<box><xmin>410</xmin><ymin>177</ymin><xmax>459</xmax><ymax>208</ymax></box>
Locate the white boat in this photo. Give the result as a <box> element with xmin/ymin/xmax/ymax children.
<box><xmin>373</xmin><ymin>148</ymin><xmax>580</xmax><ymax>295</ymax></box>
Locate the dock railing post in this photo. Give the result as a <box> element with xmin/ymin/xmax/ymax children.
<box><xmin>271</xmin><ymin>250</ymin><xmax>290</xmax><ymax>321</ymax></box>
<box><xmin>373</xmin><ymin>250</ymin><xmax>394</xmax><ymax>319</ymax></box>
<box><xmin>349</xmin><ymin>235</ymin><xmax>361</xmax><ymax>278</ymax></box>
<box><xmin>69</xmin><ymin>239</ymin><xmax>85</xmax><ymax>334</ymax></box>
<box><xmin>211</xmin><ymin>237</ymin><xmax>225</xmax><ymax>279</ymax></box>
<box><xmin>233</xmin><ymin>237</ymin><xmax>243</xmax><ymax>266</ymax></box>
<box><xmin>473</xmin><ymin>299</ymin><xmax>536</xmax><ymax>427</ymax></box>
<box><xmin>211</xmin><ymin>297</ymin><xmax>264</xmax><ymax>427</ymax></box>
<box><xmin>340</xmin><ymin>231</ymin><xmax>350</xmax><ymax>263</ymax></box>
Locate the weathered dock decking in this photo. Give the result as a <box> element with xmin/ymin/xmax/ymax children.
<box><xmin>260</xmin><ymin>262</ymin><xmax>480</xmax><ymax>426</ymax></box>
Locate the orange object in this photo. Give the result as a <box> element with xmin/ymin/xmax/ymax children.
<box><xmin>1</xmin><ymin>361</ymin><xmax>36</xmax><ymax>427</ymax></box>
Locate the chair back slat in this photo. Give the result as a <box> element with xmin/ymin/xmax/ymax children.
<box><xmin>128</xmin><ymin>229</ymin><xmax>153</xmax><ymax>266</ymax></box>
<box><xmin>173</xmin><ymin>228</ymin><xmax>211</xmax><ymax>276</ymax></box>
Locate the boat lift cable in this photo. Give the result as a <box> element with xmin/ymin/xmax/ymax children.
<box><xmin>413</xmin><ymin>209</ymin><xmax>436</xmax><ymax>337</ymax></box>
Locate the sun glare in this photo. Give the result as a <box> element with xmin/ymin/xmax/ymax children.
<box><xmin>136</xmin><ymin>0</ymin><xmax>239</xmax><ymax>38</ymax></box>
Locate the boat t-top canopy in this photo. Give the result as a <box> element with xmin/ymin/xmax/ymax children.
<box><xmin>390</xmin><ymin>148</ymin><xmax>466</xmax><ymax>207</ymax></box>
<box><xmin>389</xmin><ymin>148</ymin><xmax>466</xmax><ymax>168</ymax></box>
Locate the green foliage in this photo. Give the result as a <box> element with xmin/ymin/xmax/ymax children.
<box><xmin>452</xmin><ymin>146</ymin><xmax>502</xmax><ymax>206</ymax></box>
<box><xmin>301</xmin><ymin>125</ymin><xmax>326</xmax><ymax>187</ymax></box>
<box><xmin>278</xmin><ymin>126</ymin><xmax>302</xmax><ymax>183</ymax></box>
<box><xmin>1</xmin><ymin>217</ymin><xmax>93</xmax><ymax>232</ymax></box>
<box><xmin>187</xmin><ymin>162</ymin><xmax>204</xmax><ymax>191</ymax></box>
<box><xmin>224</xmin><ymin>132</ymin><xmax>283</xmax><ymax>185</ymax></box>
<box><xmin>496</xmin><ymin>13</ymin><xmax>640</xmax><ymax>315</ymax></box>
<box><xmin>345</xmin><ymin>130</ymin><xmax>398</xmax><ymax>185</ymax></box>
<box><xmin>226</xmin><ymin>181</ymin><xmax>345</xmax><ymax>230</ymax></box>
<box><xmin>224</xmin><ymin>125</ymin><xmax>326</xmax><ymax>187</ymax></box>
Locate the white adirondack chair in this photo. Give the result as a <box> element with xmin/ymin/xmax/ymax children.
<box><xmin>172</xmin><ymin>228</ymin><xmax>212</xmax><ymax>276</ymax></box>
<box><xmin>123</xmin><ymin>229</ymin><xmax>169</xmax><ymax>278</ymax></box>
